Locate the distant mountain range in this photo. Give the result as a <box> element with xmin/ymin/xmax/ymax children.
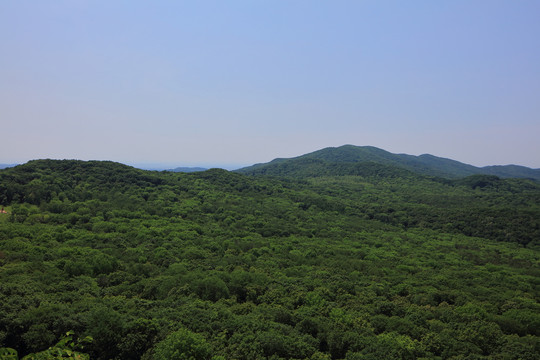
<box><xmin>236</xmin><ymin>145</ymin><xmax>540</xmax><ymax>181</ymax></box>
<box><xmin>4</xmin><ymin>146</ymin><xmax>539</xmax><ymax>180</ymax></box>
<box><xmin>167</xmin><ymin>166</ymin><xmax>208</xmax><ymax>173</ymax></box>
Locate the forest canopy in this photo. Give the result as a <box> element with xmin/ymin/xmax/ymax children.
<box><xmin>0</xmin><ymin>159</ymin><xmax>539</xmax><ymax>359</ymax></box>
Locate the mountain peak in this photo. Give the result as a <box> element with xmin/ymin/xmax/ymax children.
<box><xmin>237</xmin><ymin>145</ymin><xmax>540</xmax><ymax>180</ymax></box>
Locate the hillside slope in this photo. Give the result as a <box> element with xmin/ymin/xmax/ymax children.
<box><xmin>0</xmin><ymin>160</ymin><xmax>539</xmax><ymax>359</ymax></box>
<box><xmin>237</xmin><ymin>145</ymin><xmax>540</xmax><ymax>180</ymax></box>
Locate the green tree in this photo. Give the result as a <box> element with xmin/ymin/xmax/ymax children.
<box><xmin>152</xmin><ymin>328</ymin><xmax>212</xmax><ymax>360</ymax></box>
<box><xmin>0</xmin><ymin>331</ymin><xmax>92</xmax><ymax>360</ymax></box>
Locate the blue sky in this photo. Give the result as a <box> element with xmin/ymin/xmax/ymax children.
<box><xmin>1</xmin><ymin>1</ymin><xmax>539</xmax><ymax>169</ymax></box>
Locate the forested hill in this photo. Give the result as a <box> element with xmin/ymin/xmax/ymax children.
<box><xmin>1</xmin><ymin>159</ymin><xmax>539</xmax><ymax>359</ymax></box>
<box><xmin>238</xmin><ymin>158</ymin><xmax>420</xmax><ymax>180</ymax></box>
<box><xmin>1</xmin><ymin>159</ymin><xmax>538</xmax><ymax>245</ymax></box>
<box><xmin>236</xmin><ymin>145</ymin><xmax>540</xmax><ymax>180</ymax></box>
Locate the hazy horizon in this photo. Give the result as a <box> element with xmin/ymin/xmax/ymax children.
<box><xmin>2</xmin><ymin>1</ymin><xmax>539</xmax><ymax>168</ymax></box>
<box><xmin>3</xmin><ymin>143</ymin><xmax>540</xmax><ymax>172</ymax></box>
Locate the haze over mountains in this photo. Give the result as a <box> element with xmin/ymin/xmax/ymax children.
<box><xmin>237</xmin><ymin>145</ymin><xmax>540</xmax><ymax>181</ymax></box>
<box><xmin>3</xmin><ymin>145</ymin><xmax>539</xmax><ymax>180</ymax></box>
<box><xmin>167</xmin><ymin>167</ymin><xmax>208</xmax><ymax>173</ymax></box>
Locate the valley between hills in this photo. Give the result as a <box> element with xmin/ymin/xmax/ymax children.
<box><xmin>0</xmin><ymin>145</ymin><xmax>539</xmax><ymax>359</ymax></box>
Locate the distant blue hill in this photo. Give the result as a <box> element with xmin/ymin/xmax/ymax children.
<box><xmin>0</xmin><ymin>164</ymin><xmax>18</xmax><ymax>169</ymax></box>
<box><xmin>167</xmin><ymin>167</ymin><xmax>208</xmax><ymax>173</ymax></box>
<box><xmin>237</xmin><ymin>145</ymin><xmax>540</xmax><ymax>180</ymax></box>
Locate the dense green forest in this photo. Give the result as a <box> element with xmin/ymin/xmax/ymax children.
<box><xmin>0</xmin><ymin>159</ymin><xmax>539</xmax><ymax>359</ymax></box>
<box><xmin>238</xmin><ymin>145</ymin><xmax>540</xmax><ymax>181</ymax></box>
